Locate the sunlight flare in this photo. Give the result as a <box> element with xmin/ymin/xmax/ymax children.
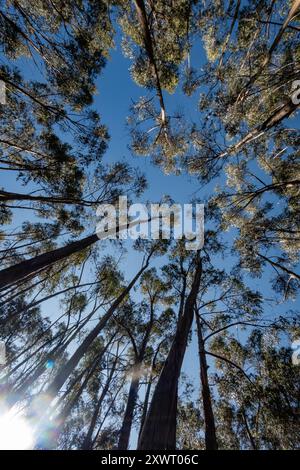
<box><xmin>0</xmin><ymin>408</ymin><xmax>34</xmax><ymax>450</ymax></box>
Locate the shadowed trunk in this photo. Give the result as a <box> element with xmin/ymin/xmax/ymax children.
<box><xmin>138</xmin><ymin>255</ymin><xmax>202</xmax><ymax>450</ymax></box>
<box><xmin>195</xmin><ymin>311</ymin><xmax>218</xmax><ymax>450</ymax></box>
<box><xmin>117</xmin><ymin>372</ymin><xmax>140</xmax><ymax>450</ymax></box>
<box><xmin>242</xmin><ymin>410</ymin><xmax>257</xmax><ymax>450</ymax></box>
<box><xmin>138</xmin><ymin>341</ymin><xmax>164</xmax><ymax>440</ymax></box>
<box><xmin>117</xmin><ymin>292</ymin><xmax>156</xmax><ymax>450</ymax></box>
<box><xmin>138</xmin><ymin>378</ymin><xmax>152</xmax><ymax>441</ymax></box>
<box><xmin>0</xmin><ymin>190</ymin><xmax>88</xmax><ymax>205</ymax></box>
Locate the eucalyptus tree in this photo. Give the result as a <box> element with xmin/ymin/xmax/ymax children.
<box><xmin>0</xmin><ymin>171</ymin><xmax>146</xmax><ymax>292</ymax></box>
<box><xmin>212</xmin><ymin>142</ymin><xmax>300</xmax><ymax>298</ymax></box>
<box><xmin>115</xmin><ymin>0</ymin><xmax>201</xmax><ymax>171</ymax></box>
<box><xmin>0</xmin><ymin>0</ymin><xmax>115</xmax><ymax>231</ymax></box>
<box><xmin>183</xmin><ymin>0</ymin><xmax>300</xmax><ymax>178</ymax></box>
<box><xmin>176</xmin><ymin>400</ymin><xmax>204</xmax><ymax>450</ymax></box>
<box><xmin>0</xmin><ymin>0</ymin><xmax>114</xmax><ymax>107</ymax></box>
<box><xmin>212</xmin><ymin>318</ymin><xmax>300</xmax><ymax>449</ymax></box>
<box><xmin>49</xmin><ymin>334</ymin><xmax>125</xmax><ymax>450</ymax></box>
<box><xmin>80</xmin><ymin>337</ymin><xmax>124</xmax><ymax>450</ymax></box>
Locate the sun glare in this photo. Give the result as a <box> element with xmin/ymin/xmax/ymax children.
<box><xmin>0</xmin><ymin>408</ymin><xmax>34</xmax><ymax>450</ymax></box>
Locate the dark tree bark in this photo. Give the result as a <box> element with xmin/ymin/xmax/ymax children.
<box><xmin>0</xmin><ymin>190</ymin><xmax>89</xmax><ymax>205</ymax></box>
<box><xmin>138</xmin><ymin>375</ymin><xmax>152</xmax><ymax>441</ymax></box>
<box><xmin>138</xmin><ymin>254</ymin><xmax>202</xmax><ymax>450</ymax></box>
<box><xmin>195</xmin><ymin>311</ymin><xmax>218</xmax><ymax>450</ymax></box>
<box><xmin>138</xmin><ymin>341</ymin><xmax>164</xmax><ymax>441</ymax></box>
<box><xmin>242</xmin><ymin>410</ymin><xmax>257</xmax><ymax>450</ymax></box>
<box><xmin>117</xmin><ymin>372</ymin><xmax>140</xmax><ymax>450</ymax></box>
<box><xmin>117</xmin><ymin>301</ymin><xmax>155</xmax><ymax>450</ymax></box>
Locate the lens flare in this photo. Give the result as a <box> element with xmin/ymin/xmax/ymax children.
<box><xmin>0</xmin><ymin>408</ymin><xmax>34</xmax><ymax>450</ymax></box>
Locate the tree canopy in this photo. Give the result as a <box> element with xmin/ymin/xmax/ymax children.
<box><xmin>0</xmin><ymin>0</ymin><xmax>299</xmax><ymax>451</ymax></box>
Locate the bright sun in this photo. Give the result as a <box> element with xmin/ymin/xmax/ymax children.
<box><xmin>0</xmin><ymin>409</ymin><xmax>34</xmax><ymax>450</ymax></box>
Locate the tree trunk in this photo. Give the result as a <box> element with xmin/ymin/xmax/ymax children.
<box><xmin>81</xmin><ymin>356</ymin><xmax>118</xmax><ymax>450</ymax></box>
<box><xmin>137</xmin><ymin>339</ymin><xmax>163</xmax><ymax>441</ymax></box>
<box><xmin>137</xmin><ymin>255</ymin><xmax>202</xmax><ymax>450</ymax></box>
<box><xmin>0</xmin><ymin>233</ymin><xmax>99</xmax><ymax>290</ymax></box>
<box><xmin>117</xmin><ymin>297</ymin><xmax>155</xmax><ymax>449</ymax></box>
<box><xmin>195</xmin><ymin>311</ymin><xmax>218</xmax><ymax>450</ymax></box>
<box><xmin>138</xmin><ymin>375</ymin><xmax>153</xmax><ymax>441</ymax></box>
<box><xmin>242</xmin><ymin>410</ymin><xmax>257</xmax><ymax>450</ymax></box>
<box><xmin>44</xmin><ymin>337</ymin><xmax>115</xmax><ymax>449</ymax></box>
<box><xmin>0</xmin><ymin>190</ymin><xmax>87</xmax><ymax>205</ymax></box>
<box><xmin>117</xmin><ymin>373</ymin><xmax>140</xmax><ymax>450</ymax></box>
<box><xmin>219</xmin><ymin>99</ymin><xmax>299</xmax><ymax>159</ymax></box>
<box><xmin>0</xmin><ymin>219</ymin><xmax>149</xmax><ymax>290</ymax></box>
<box><xmin>133</xmin><ymin>0</ymin><xmax>166</xmax><ymax>123</ymax></box>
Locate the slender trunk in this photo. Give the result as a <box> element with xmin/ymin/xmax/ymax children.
<box><xmin>234</xmin><ymin>0</ymin><xmax>300</xmax><ymax>104</ymax></box>
<box><xmin>242</xmin><ymin>410</ymin><xmax>257</xmax><ymax>450</ymax></box>
<box><xmin>117</xmin><ymin>373</ymin><xmax>140</xmax><ymax>450</ymax></box>
<box><xmin>178</xmin><ymin>262</ymin><xmax>187</xmax><ymax>320</ymax></box>
<box><xmin>81</xmin><ymin>356</ymin><xmax>118</xmax><ymax>450</ymax></box>
<box><xmin>195</xmin><ymin>312</ymin><xmax>218</xmax><ymax>450</ymax></box>
<box><xmin>138</xmin><ymin>339</ymin><xmax>164</xmax><ymax>440</ymax></box>
<box><xmin>250</xmin><ymin>0</ymin><xmax>300</xmax><ymax>84</ymax></box>
<box><xmin>138</xmin><ymin>255</ymin><xmax>202</xmax><ymax>450</ymax></box>
<box><xmin>0</xmin><ymin>190</ymin><xmax>88</xmax><ymax>206</ymax></box>
<box><xmin>138</xmin><ymin>375</ymin><xmax>153</xmax><ymax>441</ymax></box>
<box><xmin>257</xmin><ymin>252</ymin><xmax>300</xmax><ymax>281</ymax></box>
<box><xmin>117</xmin><ymin>299</ymin><xmax>155</xmax><ymax>449</ymax></box>
<box><xmin>133</xmin><ymin>0</ymin><xmax>166</xmax><ymax>123</ymax></box>
<box><xmin>91</xmin><ymin>378</ymin><xmax>126</xmax><ymax>448</ymax></box>
<box><xmin>219</xmin><ymin>99</ymin><xmax>299</xmax><ymax>160</ymax></box>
